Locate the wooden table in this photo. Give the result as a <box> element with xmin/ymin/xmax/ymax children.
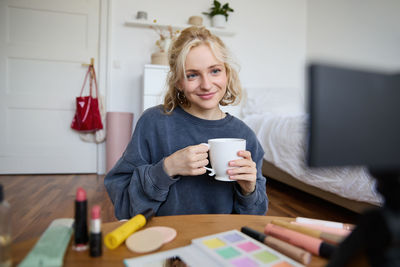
<box><xmin>12</xmin><ymin>214</ymin><xmax>328</xmax><ymax>266</ymax></box>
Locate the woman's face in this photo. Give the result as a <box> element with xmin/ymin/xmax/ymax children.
<box><xmin>178</xmin><ymin>44</ymin><xmax>227</xmax><ymax>118</ymax></box>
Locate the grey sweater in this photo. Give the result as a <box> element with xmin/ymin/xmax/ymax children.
<box><xmin>104</xmin><ymin>105</ymin><xmax>268</xmax><ymax>219</ymax></box>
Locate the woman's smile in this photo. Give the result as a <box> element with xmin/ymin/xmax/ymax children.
<box><xmin>197</xmin><ymin>92</ymin><xmax>216</xmax><ymax>100</ymax></box>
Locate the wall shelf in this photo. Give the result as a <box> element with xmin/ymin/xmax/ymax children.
<box><xmin>124</xmin><ymin>19</ymin><xmax>235</xmax><ymax>37</ymax></box>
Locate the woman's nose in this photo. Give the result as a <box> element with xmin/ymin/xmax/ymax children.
<box><xmin>200</xmin><ymin>75</ymin><xmax>212</xmax><ymax>90</ymax></box>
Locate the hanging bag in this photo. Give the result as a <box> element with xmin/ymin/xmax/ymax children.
<box><xmin>71</xmin><ymin>65</ymin><xmax>103</xmax><ymax>132</ymax></box>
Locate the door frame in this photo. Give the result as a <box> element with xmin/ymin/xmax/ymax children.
<box><xmin>97</xmin><ymin>0</ymin><xmax>111</xmax><ymax>174</ymax></box>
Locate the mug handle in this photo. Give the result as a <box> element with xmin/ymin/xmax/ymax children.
<box><xmin>201</xmin><ymin>143</ymin><xmax>215</xmax><ymax>176</ymax></box>
<box><xmin>204</xmin><ymin>166</ymin><xmax>215</xmax><ymax>176</ymax></box>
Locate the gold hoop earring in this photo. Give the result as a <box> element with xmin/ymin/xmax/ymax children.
<box><xmin>176</xmin><ymin>89</ymin><xmax>187</xmax><ymax>105</ymax></box>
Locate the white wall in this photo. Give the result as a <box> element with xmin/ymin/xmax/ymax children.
<box><xmin>307</xmin><ymin>0</ymin><xmax>400</xmax><ymax>71</ymax></box>
<box><xmin>107</xmin><ymin>0</ymin><xmax>400</xmax><ymax>126</ymax></box>
<box><xmin>100</xmin><ymin>0</ymin><xmax>400</xmax><ymax>174</ymax></box>
<box><xmin>107</xmin><ymin>0</ymin><xmax>307</xmax><ymax>123</ymax></box>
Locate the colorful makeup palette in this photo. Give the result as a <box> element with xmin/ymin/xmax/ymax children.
<box><xmin>191</xmin><ymin>230</ymin><xmax>303</xmax><ymax>266</ymax></box>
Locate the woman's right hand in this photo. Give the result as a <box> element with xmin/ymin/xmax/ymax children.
<box><xmin>163</xmin><ymin>144</ymin><xmax>209</xmax><ymax>177</ymax></box>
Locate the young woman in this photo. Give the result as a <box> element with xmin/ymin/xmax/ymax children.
<box><xmin>104</xmin><ymin>26</ymin><xmax>268</xmax><ymax>219</ymax></box>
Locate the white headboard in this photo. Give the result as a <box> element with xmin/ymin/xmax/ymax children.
<box><xmin>240</xmin><ymin>86</ymin><xmax>305</xmax><ymax>117</ymax></box>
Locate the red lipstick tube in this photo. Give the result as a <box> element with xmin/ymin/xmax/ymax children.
<box><xmin>73</xmin><ymin>187</ymin><xmax>88</xmax><ymax>251</ymax></box>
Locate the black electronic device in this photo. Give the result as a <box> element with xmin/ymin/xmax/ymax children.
<box><xmin>307</xmin><ymin>63</ymin><xmax>400</xmax><ymax>267</ymax></box>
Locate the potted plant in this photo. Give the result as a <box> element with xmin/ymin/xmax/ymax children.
<box><xmin>203</xmin><ymin>0</ymin><xmax>234</xmax><ymax>28</ymax></box>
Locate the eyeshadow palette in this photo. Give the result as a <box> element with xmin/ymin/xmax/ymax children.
<box><xmin>124</xmin><ymin>229</ymin><xmax>304</xmax><ymax>267</ymax></box>
<box><xmin>191</xmin><ymin>230</ymin><xmax>303</xmax><ymax>267</ymax></box>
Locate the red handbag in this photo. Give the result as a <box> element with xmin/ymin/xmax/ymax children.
<box><xmin>71</xmin><ymin>65</ymin><xmax>103</xmax><ymax>132</ymax></box>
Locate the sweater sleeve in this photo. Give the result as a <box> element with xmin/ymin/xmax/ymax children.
<box><xmin>104</xmin><ymin>157</ymin><xmax>178</xmax><ymax>220</ymax></box>
<box><xmin>232</xmin><ymin>133</ymin><xmax>268</xmax><ymax>215</ymax></box>
<box><xmin>104</xmin><ymin>111</ymin><xmax>179</xmax><ymax>220</ymax></box>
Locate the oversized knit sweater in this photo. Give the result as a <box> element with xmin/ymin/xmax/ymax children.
<box><xmin>104</xmin><ymin>105</ymin><xmax>268</xmax><ymax>219</ymax></box>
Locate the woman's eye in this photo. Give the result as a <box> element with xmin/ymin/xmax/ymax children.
<box><xmin>186</xmin><ymin>73</ymin><xmax>198</xmax><ymax>79</ymax></box>
<box><xmin>211</xmin><ymin>68</ymin><xmax>221</xmax><ymax>74</ymax></box>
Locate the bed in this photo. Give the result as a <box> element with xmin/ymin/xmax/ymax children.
<box><xmin>238</xmin><ymin>87</ymin><xmax>382</xmax><ymax>213</ymax></box>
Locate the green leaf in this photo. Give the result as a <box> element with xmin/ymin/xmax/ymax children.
<box><xmin>203</xmin><ymin>0</ymin><xmax>234</xmax><ymax>19</ymax></box>
<box><xmin>214</xmin><ymin>0</ymin><xmax>221</xmax><ymax>10</ymax></box>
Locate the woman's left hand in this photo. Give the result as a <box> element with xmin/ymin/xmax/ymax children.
<box><xmin>227</xmin><ymin>150</ymin><xmax>257</xmax><ymax>195</ymax></box>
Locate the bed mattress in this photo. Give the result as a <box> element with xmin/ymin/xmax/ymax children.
<box><xmin>243</xmin><ymin>113</ymin><xmax>382</xmax><ymax>206</ymax></box>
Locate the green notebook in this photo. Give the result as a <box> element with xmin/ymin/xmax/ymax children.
<box><xmin>18</xmin><ymin>218</ymin><xmax>74</xmax><ymax>267</ymax></box>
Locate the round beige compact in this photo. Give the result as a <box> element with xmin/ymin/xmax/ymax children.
<box><xmin>149</xmin><ymin>226</ymin><xmax>177</xmax><ymax>244</ymax></box>
<box><xmin>125</xmin><ymin>228</ymin><xmax>164</xmax><ymax>253</ymax></box>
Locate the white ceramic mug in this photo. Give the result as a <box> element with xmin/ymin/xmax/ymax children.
<box><xmin>203</xmin><ymin>138</ymin><xmax>246</xmax><ymax>182</ymax></box>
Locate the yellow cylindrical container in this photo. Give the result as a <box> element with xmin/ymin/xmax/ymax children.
<box><xmin>104</xmin><ymin>209</ymin><xmax>154</xmax><ymax>250</ymax></box>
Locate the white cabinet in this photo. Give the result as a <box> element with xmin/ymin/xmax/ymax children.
<box><xmin>142</xmin><ymin>64</ymin><xmax>169</xmax><ymax>113</ymax></box>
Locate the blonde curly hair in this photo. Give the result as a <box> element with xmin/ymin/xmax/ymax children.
<box><xmin>163</xmin><ymin>26</ymin><xmax>242</xmax><ymax>113</ymax></box>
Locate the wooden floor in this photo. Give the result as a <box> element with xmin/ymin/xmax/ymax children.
<box><xmin>0</xmin><ymin>174</ymin><xmax>360</xmax><ymax>243</ymax></box>
<box><xmin>266</xmin><ymin>178</ymin><xmax>359</xmax><ymax>223</ymax></box>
